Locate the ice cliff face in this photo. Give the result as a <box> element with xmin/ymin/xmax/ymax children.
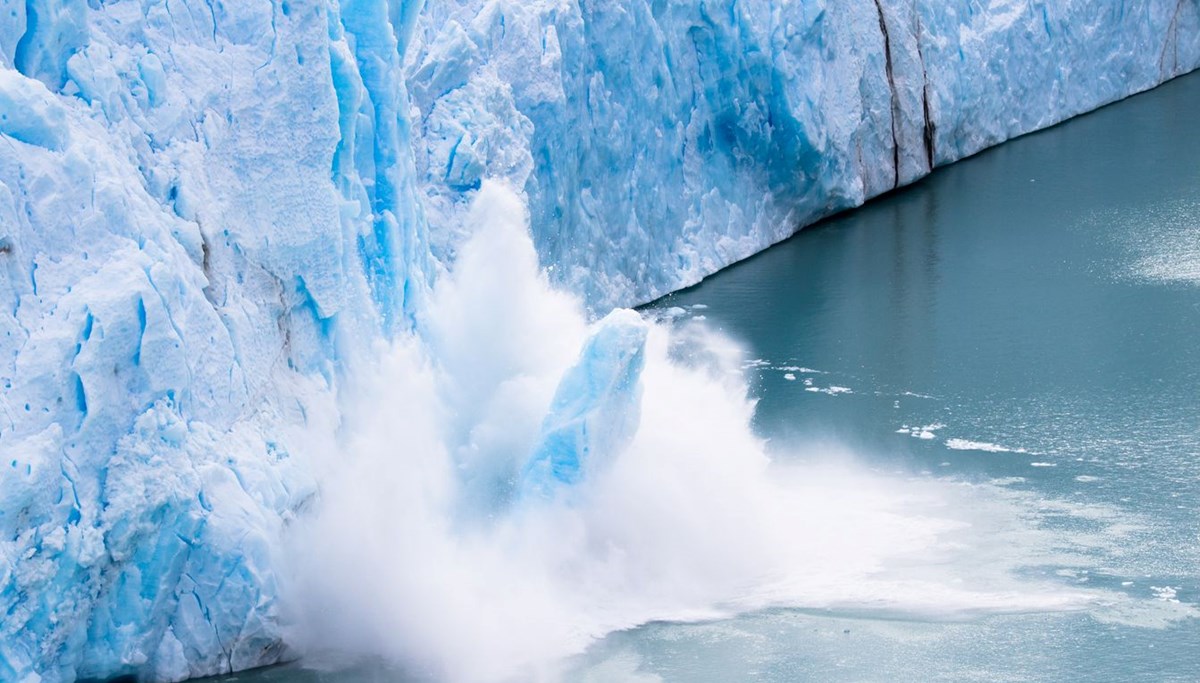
<box><xmin>0</xmin><ymin>2</ymin><xmax>420</xmax><ymax>680</ymax></box>
<box><xmin>409</xmin><ymin>0</ymin><xmax>1200</xmax><ymax>307</ymax></box>
<box><xmin>0</xmin><ymin>0</ymin><xmax>1196</xmax><ymax>681</ymax></box>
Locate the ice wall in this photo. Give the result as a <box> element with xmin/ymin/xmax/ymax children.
<box><xmin>0</xmin><ymin>0</ymin><xmax>1196</xmax><ymax>681</ymax></box>
<box><xmin>0</xmin><ymin>1</ymin><xmax>423</xmax><ymax>680</ymax></box>
<box><xmin>409</xmin><ymin>0</ymin><xmax>1200</xmax><ymax>308</ymax></box>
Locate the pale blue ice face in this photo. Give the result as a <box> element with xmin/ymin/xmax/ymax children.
<box><xmin>520</xmin><ymin>310</ymin><xmax>647</xmax><ymax>499</ymax></box>
<box><xmin>1</xmin><ymin>0</ymin><xmax>1198</xmax><ymax>681</ymax></box>
<box><xmin>410</xmin><ymin>0</ymin><xmax>1200</xmax><ymax>309</ymax></box>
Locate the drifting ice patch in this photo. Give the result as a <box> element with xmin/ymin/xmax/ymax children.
<box><xmin>805</xmin><ymin>385</ymin><xmax>853</xmax><ymax>396</ymax></box>
<box><xmin>945</xmin><ymin>438</ymin><xmax>1029</xmax><ymax>454</ymax></box>
<box><xmin>897</xmin><ymin>423</ymin><xmax>945</xmax><ymax>439</ymax></box>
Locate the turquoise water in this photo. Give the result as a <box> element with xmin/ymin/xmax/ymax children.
<box><xmin>656</xmin><ymin>69</ymin><xmax>1200</xmax><ymax>546</ymax></box>
<box><xmin>572</xmin><ymin>70</ymin><xmax>1200</xmax><ymax>682</ymax></box>
<box><xmin>217</xmin><ymin>72</ymin><xmax>1200</xmax><ymax>682</ymax></box>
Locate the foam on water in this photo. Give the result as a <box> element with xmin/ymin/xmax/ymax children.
<box><xmin>286</xmin><ymin>185</ymin><xmax>1152</xmax><ymax>682</ymax></box>
<box><xmin>945</xmin><ymin>439</ymin><xmax>1029</xmax><ymax>454</ymax></box>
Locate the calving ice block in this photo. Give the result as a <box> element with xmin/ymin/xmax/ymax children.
<box><xmin>520</xmin><ymin>309</ymin><xmax>647</xmax><ymax>499</ymax></box>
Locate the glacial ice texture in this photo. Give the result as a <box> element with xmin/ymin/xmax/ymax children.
<box><xmin>0</xmin><ymin>0</ymin><xmax>1195</xmax><ymax>681</ymax></box>
<box><xmin>409</xmin><ymin>0</ymin><xmax>1200</xmax><ymax>308</ymax></box>
<box><xmin>519</xmin><ymin>308</ymin><xmax>647</xmax><ymax>498</ymax></box>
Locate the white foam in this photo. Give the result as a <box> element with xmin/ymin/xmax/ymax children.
<box><xmin>775</xmin><ymin>365</ymin><xmax>822</xmax><ymax>373</ymax></box>
<box><xmin>1152</xmin><ymin>586</ymin><xmax>1181</xmax><ymax>603</ymax></box>
<box><xmin>898</xmin><ymin>423</ymin><xmax>945</xmax><ymax>439</ymax></box>
<box><xmin>945</xmin><ymin>439</ymin><xmax>1028</xmax><ymax>454</ymax></box>
<box><xmin>805</xmin><ymin>385</ymin><xmax>853</xmax><ymax>396</ymax></box>
<box><xmin>991</xmin><ymin>477</ymin><xmax>1027</xmax><ymax>486</ymax></box>
<box><xmin>288</xmin><ymin>185</ymin><xmax>1131</xmax><ymax>682</ymax></box>
<box><xmin>661</xmin><ymin>306</ymin><xmax>688</xmax><ymax>319</ymax></box>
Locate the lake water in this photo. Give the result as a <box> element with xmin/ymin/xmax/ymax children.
<box><xmin>214</xmin><ymin>71</ymin><xmax>1200</xmax><ymax>682</ymax></box>
<box><xmin>590</xmin><ymin>69</ymin><xmax>1200</xmax><ymax>683</ymax></box>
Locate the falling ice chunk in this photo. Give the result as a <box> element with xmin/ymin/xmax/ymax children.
<box><xmin>520</xmin><ymin>310</ymin><xmax>649</xmax><ymax>499</ymax></box>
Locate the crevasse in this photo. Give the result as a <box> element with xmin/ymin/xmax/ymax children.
<box><xmin>0</xmin><ymin>0</ymin><xmax>1196</xmax><ymax>680</ymax></box>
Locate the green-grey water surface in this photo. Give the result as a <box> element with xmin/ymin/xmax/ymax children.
<box><xmin>596</xmin><ymin>69</ymin><xmax>1200</xmax><ymax>683</ymax></box>
<box><xmin>215</xmin><ymin>71</ymin><xmax>1200</xmax><ymax>682</ymax></box>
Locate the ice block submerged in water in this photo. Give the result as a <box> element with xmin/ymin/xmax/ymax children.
<box><xmin>520</xmin><ymin>310</ymin><xmax>648</xmax><ymax>499</ymax></box>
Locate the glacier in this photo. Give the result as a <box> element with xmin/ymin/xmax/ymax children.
<box><xmin>519</xmin><ymin>308</ymin><xmax>647</xmax><ymax>499</ymax></box>
<box><xmin>0</xmin><ymin>0</ymin><xmax>1196</xmax><ymax>680</ymax></box>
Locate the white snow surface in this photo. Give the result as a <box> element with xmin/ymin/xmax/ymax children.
<box><xmin>0</xmin><ymin>0</ymin><xmax>1196</xmax><ymax>680</ymax></box>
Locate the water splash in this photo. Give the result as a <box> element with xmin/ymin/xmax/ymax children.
<box><xmin>287</xmin><ymin>183</ymin><xmax>1120</xmax><ymax>682</ymax></box>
